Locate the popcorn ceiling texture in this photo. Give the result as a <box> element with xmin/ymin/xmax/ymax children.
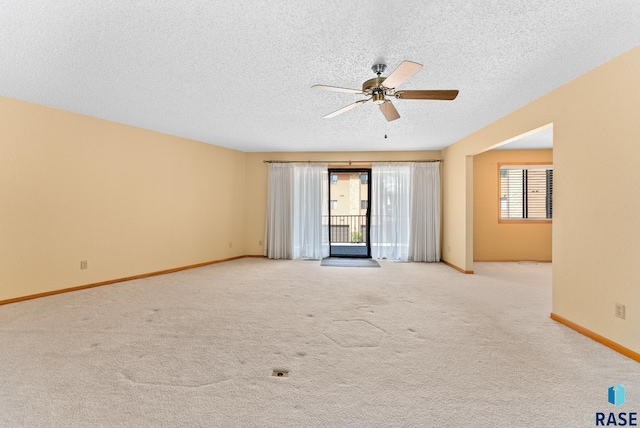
<box><xmin>1</xmin><ymin>1</ymin><xmax>639</xmax><ymax>152</ymax></box>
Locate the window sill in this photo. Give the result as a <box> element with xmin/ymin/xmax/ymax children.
<box><xmin>498</xmin><ymin>219</ymin><xmax>552</xmax><ymax>224</ymax></box>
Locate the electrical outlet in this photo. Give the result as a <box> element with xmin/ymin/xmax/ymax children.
<box><xmin>80</xmin><ymin>260</ymin><xmax>88</xmax><ymax>270</ymax></box>
<box><xmin>259</xmin><ymin>240</ymin><xmax>263</xmax><ymax>246</ymax></box>
<box><xmin>615</xmin><ymin>303</ymin><xmax>625</xmax><ymax>320</ymax></box>
<box><xmin>448</xmin><ymin>245</ymin><xmax>451</xmax><ymax>253</ymax></box>
<box><xmin>229</xmin><ymin>242</ymin><xmax>232</xmax><ymax>248</ymax></box>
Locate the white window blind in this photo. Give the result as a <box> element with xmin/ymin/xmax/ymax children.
<box><xmin>500</xmin><ymin>165</ymin><xmax>553</xmax><ymax>220</ymax></box>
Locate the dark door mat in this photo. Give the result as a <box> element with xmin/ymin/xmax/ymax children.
<box><xmin>320</xmin><ymin>258</ymin><xmax>380</xmax><ymax>267</ymax></box>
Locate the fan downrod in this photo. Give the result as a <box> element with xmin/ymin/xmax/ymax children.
<box><xmin>371</xmin><ymin>63</ymin><xmax>386</xmax><ymax>76</ymax></box>
<box><xmin>367</xmin><ymin>64</ymin><xmax>389</xmax><ymax>104</ymax></box>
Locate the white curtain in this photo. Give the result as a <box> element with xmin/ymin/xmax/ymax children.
<box><xmin>409</xmin><ymin>162</ymin><xmax>441</xmax><ymax>262</ymax></box>
<box><xmin>370</xmin><ymin>162</ymin><xmax>441</xmax><ymax>262</ymax></box>
<box><xmin>265</xmin><ymin>163</ymin><xmax>329</xmax><ymax>260</ymax></box>
<box><xmin>370</xmin><ymin>163</ymin><xmax>411</xmax><ymax>260</ymax></box>
<box><xmin>292</xmin><ymin>163</ymin><xmax>329</xmax><ymax>259</ymax></box>
<box><xmin>266</xmin><ymin>161</ymin><xmax>440</xmax><ymax>262</ymax></box>
<box><xmin>264</xmin><ymin>163</ymin><xmax>293</xmax><ymax>259</ymax></box>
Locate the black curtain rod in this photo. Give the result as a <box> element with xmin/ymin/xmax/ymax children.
<box><xmin>262</xmin><ymin>159</ymin><xmax>442</xmax><ymax>164</ymax></box>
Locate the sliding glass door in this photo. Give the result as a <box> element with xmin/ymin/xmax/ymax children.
<box><xmin>327</xmin><ymin>169</ymin><xmax>371</xmax><ymax>258</ymax></box>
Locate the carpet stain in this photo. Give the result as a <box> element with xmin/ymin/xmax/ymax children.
<box><xmin>144</xmin><ymin>309</ymin><xmax>161</xmax><ymax>323</ymax></box>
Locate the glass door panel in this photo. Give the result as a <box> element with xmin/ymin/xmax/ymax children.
<box><xmin>328</xmin><ymin>169</ymin><xmax>370</xmax><ymax>258</ymax></box>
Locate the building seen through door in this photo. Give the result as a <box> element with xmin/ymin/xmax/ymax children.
<box><xmin>327</xmin><ymin>169</ymin><xmax>371</xmax><ymax>257</ymax></box>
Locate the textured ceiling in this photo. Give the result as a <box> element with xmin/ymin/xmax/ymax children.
<box><xmin>1</xmin><ymin>1</ymin><xmax>639</xmax><ymax>153</ymax></box>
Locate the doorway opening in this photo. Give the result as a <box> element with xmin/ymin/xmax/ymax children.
<box><xmin>327</xmin><ymin>168</ymin><xmax>371</xmax><ymax>258</ymax></box>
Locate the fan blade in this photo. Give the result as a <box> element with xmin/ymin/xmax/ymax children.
<box><xmin>396</xmin><ymin>90</ymin><xmax>459</xmax><ymax>100</ymax></box>
<box><xmin>381</xmin><ymin>61</ymin><xmax>423</xmax><ymax>89</ymax></box>
<box><xmin>324</xmin><ymin>99</ymin><xmax>369</xmax><ymax>118</ymax></box>
<box><xmin>379</xmin><ymin>101</ymin><xmax>400</xmax><ymax>122</ymax></box>
<box><xmin>312</xmin><ymin>84</ymin><xmax>363</xmax><ymax>94</ymax></box>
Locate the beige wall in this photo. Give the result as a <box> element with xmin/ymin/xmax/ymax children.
<box><xmin>244</xmin><ymin>151</ymin><xmax>440</xmax><ymax>255</ymax></box>
<box><xmin>0</xmin><ymin>101</ymin><xmax>437</xmax><ymax>301</ymax></box>
<box><xmin>0</xmin><ymin>97</ymin><xmax>247</xmax><ymax>302</ymax></box>
<box><xmin>443</xmin><ymin>46</ymin><xmax>640</xmax><ymax>353</ymax></box>
<box><xmin>473</xmin><ymin>149</ymin><xmax>553</xmax><ymax>261</ymax></box>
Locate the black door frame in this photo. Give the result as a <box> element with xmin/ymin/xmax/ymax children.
<box><xmin>328</xmin><ymin>168</ymin><xmax>372</xmax><ymax>258</ymax></box>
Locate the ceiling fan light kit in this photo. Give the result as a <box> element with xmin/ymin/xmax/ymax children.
<box><xmin>312</xmin><ymin>60</ymin><xmax>459</xmax><ymax>122</ymax></box>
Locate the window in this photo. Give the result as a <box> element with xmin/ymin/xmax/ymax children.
<box><xmin>330</xmin><ymin>200</ymin><xmax>338</xmax><ymax>210</ymax></box>
<box><xmin>500</xmin><ymin>165</ymin><xmax>553</xmax><ymax>221</ymax></box>
<box><xmin>331</xmin><ymin>174</ymin><xmax>338</xmax><ymax>185</ymax></box>
<box><xmin>360</xmin><ymin>174</ymin><xmax>368</xmax><ymax>185</ymax></box>
<box><xmin>360</xmin><ymin>200</ymin><xmax>368</xmax><ymax>210</ymax></box>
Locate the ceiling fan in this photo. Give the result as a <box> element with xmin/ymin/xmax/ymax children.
<box><xmin>312</xmin><ymin>61</ymin><xmax>458</xmax><ymax>122</ymax></box>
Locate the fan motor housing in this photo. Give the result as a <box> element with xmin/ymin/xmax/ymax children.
<box><xmin>362</xmin><ymin>76</ymin><xmax>386</xmax><ymax>93</ymax></box>
<box><xmin>364</xmin><ymin>76</ymin><xmax>389</xmax><ymax>104</ymax></box>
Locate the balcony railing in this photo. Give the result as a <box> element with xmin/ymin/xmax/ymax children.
<box><xmin>323</xmin><ymin>215</ymin><xmax>367</xmax><ymax>244</ymax></box>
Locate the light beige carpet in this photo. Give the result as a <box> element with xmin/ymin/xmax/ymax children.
<box><xmin>0</xmin><ymin>259</ymin><xmax>638</xmax><ymax>427</ymax></box>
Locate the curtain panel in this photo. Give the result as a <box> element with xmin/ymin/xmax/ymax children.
<box><xmin>264</xmin><ymin>163</ymin><xmax>328</xmax><ymax>260</ymax></box>
<box><xmin>264</xmin><ymin>163</ymin><xmax>293</xmax><ymax>259</ymax></box>
<box><xmin>371</xmin><ymin>162</ymin><xmax>441</xmax><ymax>262</ymax></box>
<box><xmin>292</xmin><ymin>163</ymin><xmax>329</xmax><ymax>259</ymax></box>
<box><xmin>370</xmin><ymin>163</ymin><xmax>411</xmax><ymax>260</ymax></box>
<box><xmin>409</xmin><ymin>162</ymin><xmax>441</xmax><ymax>262</ymax></box>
